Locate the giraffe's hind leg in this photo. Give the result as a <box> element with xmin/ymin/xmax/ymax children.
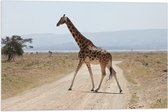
<box><xmin>68</xmin><ymin>59</ymin><xmax>83</xmax><ymax>91</ymax></box>
<box><xmin>112</xmin><ymin>68</ymin><xmax>122</xmax><ymax>93</ymax></box>
<box><xmin>107</xmin><ymin>60</ymin><xmax>122</xmax><ymax>93</ymax></box>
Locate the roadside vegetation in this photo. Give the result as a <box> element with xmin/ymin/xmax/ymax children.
<box><xmin>2</xmin><ymin>53</ymin><xmax>78</xmax><ymax>99</ymax></box>
<box><xmin>1</xmin><ymin>35</ymin><xmax>33</xmax><ymax>61</ymax></box>
<box><xmin>113</xmin><ymin>52</ymin><xmax>167</xmax><ymax>108</ymax></box>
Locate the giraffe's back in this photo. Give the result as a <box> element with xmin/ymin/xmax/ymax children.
<box><xmin>78</xmin><ymin>46</ymin><xmax>112</xmax><ymax>65</ymax></box>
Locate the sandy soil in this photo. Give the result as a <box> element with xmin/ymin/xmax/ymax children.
<box><xmin>2</xmin><ymin>61</ymin><xmax>131</xmax><ymax>110</ymax></box>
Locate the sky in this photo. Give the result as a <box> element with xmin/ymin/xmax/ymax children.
<box><xmin>1</xmin><ymin>1</ymin><xmax>167</xmax><ymax>36</ymax></box>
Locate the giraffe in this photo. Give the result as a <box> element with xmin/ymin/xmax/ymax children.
<box><xmin>56</xmin><ymin>14</ymin><xmax>122</xmax><ymax>93</ymax></box>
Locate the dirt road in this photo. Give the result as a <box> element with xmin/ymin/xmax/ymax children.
<box><xmin>2</xmin><ymin>61</ymin><xmax>131</xmax><ymax>110</ymax></box>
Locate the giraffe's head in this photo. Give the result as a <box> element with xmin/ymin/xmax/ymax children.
<box><xmin>56</xmin><ymin>14</ymin><xmax>68</xmax><ymax>26</ymax></box>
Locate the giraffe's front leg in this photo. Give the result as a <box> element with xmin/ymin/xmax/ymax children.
<box><xmin>68</xmin><ymin>59</ymin><xmax>83</xmax><ymax>91</ymax></box>
<box><xmin>95</xmin><ymin>74</ymin><xmax>105</xmax><ymax>92</ymax></box>
<box><xmin>95</xmin><ymin>64</ymin><xmax>106</xmax><ymax>92</ymax></box>
<box><xmin>85</xmin><ymin>63</ymin><xmax>95</xmax><ymax>91</ymax></box>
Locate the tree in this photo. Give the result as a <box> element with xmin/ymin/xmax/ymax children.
<box><xmin>1</xmin><ymin>35</ymin><xmax>33</xmax><ymax>61</ymax></box>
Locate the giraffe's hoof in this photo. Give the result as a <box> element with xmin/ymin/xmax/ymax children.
<box><xmin>68</xmin><ymin>88</ymin><xmax>72</xmax><ymax>91</ymax></box>
<box><xmin>91</xmin><ymin>89</ymin><xmax>94</xmax><ymax>91</ymax></box>
<box><xmin>94</xmin><ymin>89</ymin><xmax>98</xmax><ymax>93</ymax></box>
<box><xmin>120</xmin><ymin>90</ymin><xmax>122</xmax><ymax>93</ymax></box>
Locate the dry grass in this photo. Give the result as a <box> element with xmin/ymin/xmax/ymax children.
<box><xmin>113</xmin><ymin>52</ymin><xmax>167</xmax><ymax>108</ymax></box>
<box><xmin>1</xmin><ymin>53</ymin><xmax>78</xmax><ymax>99</ymax></box>
<box><xmin>151</xmin><ymin>99</ymin><xmax>167</xmax><ymax>108</ymax></box>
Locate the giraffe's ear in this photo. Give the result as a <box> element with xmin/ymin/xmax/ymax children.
<box><xmin>63</xmin><ymin>14</ymin><xmax>65</xmax><ymax>17</ymax></box>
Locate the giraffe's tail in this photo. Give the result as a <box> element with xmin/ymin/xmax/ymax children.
<box><xmin>107</xmin><ymin>58</ymin><xmax>113</xmax><ymax>80</ymax></box>
<box><xmin>107</xmin><ymin>53</ymin><xmax>113</xmax><ymax>80</ymax></box>
<box><xmin>109</xmin><ymin>66</ymin><xmax>113</xmax><ymax>80</ymax></box>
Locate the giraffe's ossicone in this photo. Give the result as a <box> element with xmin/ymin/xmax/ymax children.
<box><xmin>56</xmin><ymin>14</ymin><xmax>122</xmax><ymax>93</ymax></box>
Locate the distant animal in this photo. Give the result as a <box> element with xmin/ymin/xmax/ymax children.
<box><xmin>48</xmin><ymin>51</ymin><xmax>52</xmax><ymax>57</ymax></box>
<box><xmin>56</xmin><ymin>14</ymin><xmax>122</xmax><ymax>93</ymax></box>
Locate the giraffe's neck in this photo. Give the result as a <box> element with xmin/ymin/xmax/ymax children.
<box><xmin>66</xmin><ymin>18</ymin><xmax>94</xmax><ymax>49</ymax></box>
